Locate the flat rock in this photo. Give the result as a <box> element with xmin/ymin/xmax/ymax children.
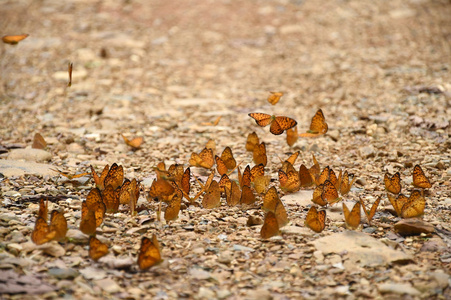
<box><xmin>280</xmin><ymin>226</ymin><xmax>315</xmax><ymax>237</ymax></box>
<box><xmin>378</xmin><ymin>283</ymin><xmax>420</xmax><ymax>296</ymax></box>
<box><xmin>359</xmin><ymin>145</ymin><xmax>376</xmax><ymax>158</ymax></box>
<box><xmin>394</xmin><ymin>219</ymin><xmax>435</xmax><ymax>236</ymax></box>
<box><xmin>37</xmin><ymin>242</ymin><xmax>66</xmax><ymax>257</ymax></box>
<box><xmin>79</xmin><ymin>266</ymin><xmax>107</xmax><ymax>280</ymax></box>
<box><xmin>0</xmin><ymin>160</ymin><xmax>56</xmax><ymax>177</ymax></box>
<box><xmin>312</xmin><ymin>231</ymin><xmax>413</xmax><ymax>267</ymax></box>
<box><xmin>8</xmin><ymin>148</ymin><xmax>52</xmax><ymax>162</ymax></box>
<box><xmin>95</xmin><ymin>278</ymin><xmax>121</xmax><ymax>294</ymax></box>
<box><xmin>282</xmin><ymin>190</ymin><xmax>313</xmax><ymax>207</ymax></box>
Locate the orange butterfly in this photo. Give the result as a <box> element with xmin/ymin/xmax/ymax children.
<box><xmin>245</xmin><ymin>132</ymin><xmax>259</xmax><ymax>152</ymax></box>
<box><xmin>314</xmin><ymin>166</ymin><xmax>330</xmax><ymax>186</ymax></box>
<box><xmin>359</xmin><ymin>197</ymin><xmax>381</xmax><ymax>225</ymax></box>
<box><xmin>253</xmin><ymin>142</ymin><xmax>267</xmax><ymax>166</ymax></box>
<box><xmin>102</xmin><ymin>184</ymin><xmax>120</xmax><ymax>213</ymax></box>
<box><xmin>38</xmin><ymin>198</ymin><xmax>48</xmax><ymax>221</ymax></box>
<box><xmin>278</xmin><ymin>169</ymin><xmax>301</xmax><ymax>192</ymax></box>
<box><xmin>328</xmin><ymin>168</ymin><xmax>339</xmax><ymax>190</ymax></box>
<box><xmin>267</xmin><ymin>91</ymin><xmax>283</xmax><ymax>105</ymax></box>
<box><xmin>240</xmin><ymin>185</ymin><xmax>256</xmax><ymax>205</ymax></box>
<box><xmin>201</xmin><ymin>116</ymin><xmax>222</xmax><ymax>126</ymax></box>
<box><xmin>89</xmin><ymin>236</ymin><xmax>109</xmax><ymax>261</ymax></box>
<box><xmin>311</xmin><ymin>184</ymin><xmax>327</xmax><ymax>206</ymax></box>
<box><xmin>218</xmin><ymin>174</ymin><xmax>232</xmax><ymax>193</ymax></box>
<box><xmin>104</xmin><ymin>163</ymin><xmax>124</xmax><ymax>190</ymax></box>
<box><xmin>412</xmin><ymin>165</ymin><xmax>432</xmax><ymax>189</ymax></box>
<box><xmin>122</xmin><ymin>134</ymin><xmax>144</xmax><ymax>150</ymax></box>
<box><xmin>137</xmin><ymin>235</ymin><xmax>163</xmax><ymax>270</ymax></box>
<box><xmin>387</xmin><ymin>193</ymin><xmax>409</xmax><ymax>217</ymax></box>
<box><xmin>167</xmin><ymin>164</ymin><xmax>185</xmax><ymax>184</ymax></box>
<box><xmin>68</xmin><ymin>62</ymin><xmax>73</xmax><ymax>87</ymax></box>
<box><xmin>189</xmin><ymin>147</ymin><xmax>215</xmax><ymax>169</ymax></box>
<box><xmin>164</xmin><ymin>188</ymin><xmax>183</xmax><ymax>221</ymax></box>
<box><xmin>299</xmin><ymin>164</ymin><xmax>314</xmax><ymax>188</ymax></box>
<box><xmin>299</xmin><ymin>109</ymin><xmax>328</xmax><ymax>137</ymax></box>
<box><xmin>284</xmin><ymin>151</ymin><xmax>300</xmax><ymax>166</ymax></box>
<box><xmin>85</xmin><ymin>188</ymin><xmax>106</xmax><ymax>227</ymax></box>
<box><xmin>253</xmin><ymin>175</ymin><xmax>270</xmax><ymax>194</ymax></box>
<box><xmin>248</xmin><ymin>113</ymin><xmax>297</xmax><ymax>135</ymax></box>
<box><xmin>91</xmin><ymin>164</ymin><xmax>109</xmax><ymax>190</ymax></box>
<box><xmin>239</xmin><ymin>165</ymin><xmax>252</xmax><ymax>188</ymax></box>
<box><xmin>31</xmin><ymin>217</ymin><xmax>56</xmax><ymax>245</ymax></box>
<box><xmin>2</xmin><ymin>34</ymin><xmax>29</xmax><ymax>45</ymax></box>
<box><xmin>343</xmin><ymin>201</ymin><xmax>361</xmax><ymax>230</ymax></box>
<box><xmin>32</xmin><ymin>133</ymin><xmax>47</xmax><ymax>149</ymax></box>
<box><xmin>260</xmin><ymin>211</ymin><xmax>280</xmax><ymax>239</ymax></box>
<box><xmin>149</xmin><ymin>178</ymin><xmax>175</xmax><ymax>202</ymax></box>
<box><xmin>49</xmin><ymin>210</ymin><xmax>67</xmax><ymax>241</ymax></box>
<box><xmin>309</xmin><ymin>153</ymin><xmax>321</xmax><ymax>182</ymax></box>
<box><xmin>216</xmin><ymin>147</ymin><xmax>237</xmax><ymax>176</ymax></box>
<box><xmin>250</xmin><ymin>164</ymin><xmax>265</xmax><ymax>182</ymax></box>
<box><xmin>286</xmin><ymin>126</ymin><xmax>298</xmax><ymax>147</ymax></box>
<box><xmin>395</xmin><ymin>190</ymin><xmax>425</xmax><ymax>218</ymax></box>
<box><xmin>225</xmin><ymin>180</ymin><xmax>241</xmax><ymax>206</ymax></box>
<box><xmin>51</xmin><ymin>168</ymin><xmax>90</xmax><ymax>180</ymax></box>
<box><xmin>262</xmin><ymin>187</ymin><xmax>289</xmax><ymax>227</ymax></box>
<box><xmin>321</xmin><ymin>180</ymin><xmax>341</xmax><ymax>205</ymax></box>
<box><xmin>337</xmin><ymin>170</ymin><xmax>357</xmax><ymax>195</ymax></box>
<box><xmin>80</xmin><ymin>202</ymin><xmax>97</xmax><ymax>236</ymax></box>
<box><xmin>304</xmin><ymin>206</ymin><xmax>326</xmax><ymax>233</ymax></box>
<box><xmin>280</xmin><ymin>161</ymin><xmax>297</xmax><ymax>174</ymax></box>
<box><xmin>384</xmin><ymin>172</ymin><xmax>402</xmax><ymax>194</ymax></box>
<box><xmin>119</xmin><ymin>178</ymin><xmax>140</xmax><ymax>206</ymax></box>
<box><xmin>202</xmin><ymin>180</ymin><xmax>221</xmax><ymax>209</ymax></box>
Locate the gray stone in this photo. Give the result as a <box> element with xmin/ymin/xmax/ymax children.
<box><xmin>394</xmin><ymin>219</ymin><xmax>435</xmax><ymax>236</ymax></box>
<box><xmin>312</xmin><ymin>231</ymin><xmax>412</xmax><ymax>267</ymax></box>
<box><xmin>0</xmin><ymin>160</ymin><xmax>55</xmax><ymax>177</ymax></box>
<box><xmin>95</xmin><ymin>278</ymin><xmax>121</xmax><ymax>294</ymax></box>
<box><xmin>48</xmin><ymin>268</ymin><xmax>79</xmax><ymax>279</ymax></box>
<box><xmin>8</xmin><ymin>148</ymin><xmax>52</xmax><ymax>162</ymax></box>
<box><xmin>378</xmin><ymin>283</ymin><xmax>420</xmax><ymax>296</ymax></box>
<box><xmin>37</xmin><ymin>242</ymin><xmax>65</xmax><ymax>257</ymax></box>
<box><xmin>359</xmin><ymin>145</ymin><xmax>376</xmax><ymax>158</ymax></box>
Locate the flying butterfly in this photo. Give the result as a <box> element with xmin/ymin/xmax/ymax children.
<box><xmin>384</xmin><ymin>172</ymin><xmax>402</xmax><ymax>194</ymax></box>
<box><xmin>137</xmin><ymin>235</ymin><xmax>163</xmax><ymax>270</ymax></box>
<box><xmin>121</xmin><ymin>134</ymin><xmax>144</xmax><ymax>150</ymax></box>
<box><xmin>267</xmin><ymin>91</ymin><xmax>283</xmax><ymax>105</ymax></box>
<box><xmin>51</xmin><ymin>168</ymin><xmax>90</xmax><ymax>180</ymax></box>
<box><xmin>89</xmin><ymin>236</ymin><xmax>109</xmax><ymax>261</ymax></box>
<box><xmin>343</xmin><ymin>201</ymin><xmax>361</xmax><ymax>230</ymax></box>
<box><xmin>304</xmin><ymin>206</ymin><xmax>326</xmax><ymax>233</ymax></box>
<box><xmin>2</xmin><ymin>34</ymin><xmax>29</xmax><ymax>45</ymax></box>
<box><xmin>248</xmin><ymin>113</ymin><xmax>297</xmax><ymax>135</ymax></box>
<box><xmin>412</xmin><ymin>165</ymin><xmax>432</xmax><ymax>189</ymax></box>
<box><xmin>299</xmin><ymin>109</ymin><xmax>328</xmax><ymax>137</ymax></box>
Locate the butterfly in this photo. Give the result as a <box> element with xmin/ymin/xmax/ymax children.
<box><xmin>104</xmin><ymin>163</ymin><xmax>124</xmax><ymax>190</ymax></box>
<box><xmin>267</xmin><ymin>91</ymin><xmax>283</xmax><ymax>105</ymax></box>
<box><xmin>85</xmin><ymin>188</ymin><xmax>106</xmax><ymax>227</ymax></box>
<box><xmin>225</xmin><ymin>180</ymin><xmax>241</xmax><ymax>206</ymax></box>
<box><xmin>164</xmin><ymin>187</ymin><xmax>183</xmax><ymax>221</ymax></box>
<box><xmin>201</xmin><ymin>116</ymin><xmax>222</xmax><ymax>126</ymax></box>
<box><xmin>412</xmin><ymin>165</ymin><xmax>432</xmax><ymax>189</ymax></box>
<box><xmin>32</xmin><ymin>133</ymin><xmax>47</xmax><ymax>149</ymax></box>
<box><xmin>359</xmin><ymin>197</ymin><xmax>381</xmax><ymax>226</ymax></box>
<box><xmin>215</xmin><ymin>147</ymin><xmax>237</xmax><ymax>176</ymax></box>
<box><xmin>253</xmin><ymin>142</ymin><xmax>267</xmax><ymax>166</ymax></box>
<box><xmin>311</xmin><ymin>184</ymin><xmax>327</xmax><ymax>206</ymax></box>
<box><xmin>240</xmin><ymin>185</ymin><xmax>256</xmax><ymax>205</ymax></box>
<box><xmin>149</xmin><ymin>178</ymin><xmax>175</xmax><ymax>202</ymax></box>
<box><xmin>328</xmin><ymin>168</ymin><xmax>339</xmax><ymax>190</ymax></box>
<box><xmin>167</xmin><ymin>164</ymin><xmax>185</xmax><ymax>184</ymax></box>
<box><xmin>80</xmin><ymin>202</ymin><xmax>98</xmax><ymax>236</ymax></box>
<box><xmin>31</xmin><ymin>217</ymin><xmax>56</xmax><ymax>245</ymax></box>
<box><xmin>51</xmin><ymin>168</ymin><xmax>90</xmax><ymax>180</ymax></box>
<box><xmin>299</xmin><ymin>109</ymin><xmax>328</xmax><ymax>137</ymax></box>
<box><xmin>261</xmin><ymin>187</ymin><xmax>288</xmax><ymax>227</ymax></box>
<box><xmin>253</xmin><ymin>175</ymin><xmax>270</xmax><ymax>194</ymax></box>
<box><xmin>286</xmin><ymin>126</ymin><xmax>298</xmax><ymax>147</ymax></box>
<box><xmin>89</xmin><ymin>236</ymin><xmax>109</xmax><ymax>261</ymax></box>
<box><xmin>304</xmin><ymin>206</ymin><xmax>326</xmax><ymax>233</ymax></box>
<box><xmin>250</xmin><ymin>164</ymin><xmax>265</xmax><ymax>182</ymax></box>
<box><xmin>49</xmin><ymin>210</ymin><xmax>67</xmax><ymax>241</ymax></box>
<box><xmin>102</xmin><ymin>184</ymin><xmax>120</xmax><ymax>213</ymax></box>
<box><xmin>205</xmin><ymin>139</ymin><xmax>216</xmax><ymax>156</ymax></box>
<box><xmin>315</xmin><ymin>166</ymin><xmax>330</xmax><ymax>186</ymax></box>
<box><xmin>91</xmin><ymin>165</ymin><xmax>110</xmax><ymax>190</ymax></box>
<box><xmin>2</xmin><ymin>34</ymin><xmax>29</xmax><ymax>45</ymax></box>
<box><xmin>137</xmin><ymin>235</ymin><xmax>163</xmax><ymax>270</ymax></box>
<box><xmin>394</xmin><ymin>190</ymin><xmax>426</xmax><ymax>218</ymax></box>
<box><xmin>245</xmin><ymin>132</ymin><xmax>259</xmax><ymax>152</ymax></box>
<box><xmin>299</xmin><ymin>164</ymin><xmax>314</xmax><ymax>188</ymax></box>
<box><xmin>248</xmin><ymin>113</ymin><xmax>297</xmax><ymax>135</ymax></box>
<box><xmin>384</xmin><ymin>172</ymin><xmax>402</xmax><ymax>194</ymax></box>
<box><xmin>337</xmin><ymin>170</ymin><xmax>357</xmax><ymax>195</ymax></box>
<box><xmin>239</xmin><ymin>165</ymin><xmax>252</xmax><ymax>188</ymax></box>
<box><xmin>321</xmin><ymin>180</ymin><xmax>341</xmax><ymax>205</ymax></box>
<box><xmin>68</xmin><ymin>62</ymin><xmax>73</xmax><ymax>87</ymax></box>
<box><xmin>260</xmin><ymin>211</ymin><xmax>280</xmax><ymax>239</ymax></box>
<box><xmin>38</xmin><ymin>198</ymin><xmax>48</xmax><ymax>221</ymax></box>
<box><xmin>189</xmin><ymin>147</ymin><xmax>215</xmax><ymax>169</ymax></box>
<box><xmin>309</xmin><ymin>153</ymin><xmax>321</xmax><ymax>181</ymax></box>
<box><xmin>387</xmin><ymin>193</ymin><xmax>409</xmax><ymax>217</ymax></box>
<box><xmin>122</xmin><ymin>134</ymin><xmax>144</xmax><ymax>150</ymax></box>
<box><xmin>343</xmin><ymin>201</ymin><xmax>361</xmax><ymax>230</ymax></box>
<box><xmin>284</xmin><ymin>151</ymin><xmax>300</xmax><ymax>166</ymax></box>
<box><xmin>119</xmin><ymin>178</ymin><xmax>140</xmax><ymax>206</ymax></box>
<box><xmin>128</xmin><ymin>179</ymin><xmax>139</xmax><ymax>215</ymax></box>
<box><xmin>202</xmin><ymin>180</ymin><xmax>221</xmax><ymax>209</ymax></box>
<box><xmin>278</xmin><ymin>169</ymin><xmax>301</xmax><ymax>192</ymax></box>
<box><xmin>218</xmin><ymin>174</ymin><xmax>232</xmax><ymax>193</ymax></box>
<box><xmin>280</xmin><ymin>161</ymin><xmax>297</xmax><ymax>174</ymax></box>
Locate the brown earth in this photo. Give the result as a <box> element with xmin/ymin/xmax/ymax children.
<box><xmin>1</xmin><ymin>0</ymin><xmax>451</xmax><ymax>299</ymax></box>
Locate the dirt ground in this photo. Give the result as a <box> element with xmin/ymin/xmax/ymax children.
<box><xmin>1</xmin><ymin>0</ymin><xmax>451</xmax><ymax>299</ymax></box>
